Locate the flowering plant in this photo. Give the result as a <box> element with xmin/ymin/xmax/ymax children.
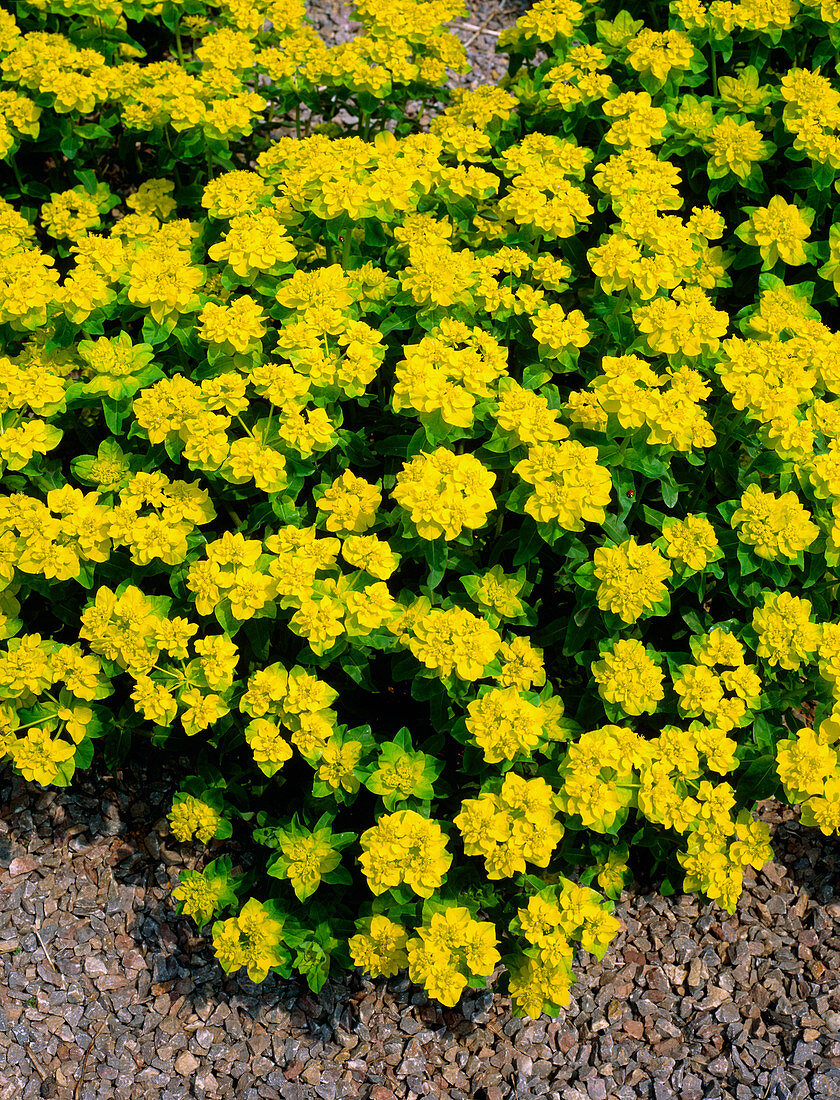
<box><xmin>2</xmin><ymin>0</ymin><xmax>840</xmax><ymax>1017</ymax></box>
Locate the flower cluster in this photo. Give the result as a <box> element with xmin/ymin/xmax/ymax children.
<box><xmin>591</xmin><ymin>639</ymin><xmax>665</xmax><ymax>716</ymax></box>
<box><xmin>212</xmin><ymin>898</ymin><xmax>288</xmax><ymax>984</ymax></box>
<box><xmin>405</xmin><ymin>907</ymin><xmax>500</xmax><ymax>1007</ymax></box>
<box><xmin>455</xmin><ymin>773</ymin><xmax>564</xmax><ymax>879</ymax></box>
<box><xmin>392</xmin><ymin>449</ymin><xmax>496</xmax><ymax>541</ymax></box>
<box><xmin>593</xmin><ymin>538</ymin><xmax>672</xmax><ymax>623</ymax></box>
<box><xmin>776</xmin><ymin>716</ymin><xmax>840</xmax><ymax>835</ymax></box>
<box><xmin>168</xmin><ymin>793</ymin><xmax>223</xmax><ymax>844</ymax></box>
<box><xmin>359</xmin><ymin>809</ymin><xmax>452</xmax><ymax>897</ymax></box>
<box><xmin>508</xmin><ymin>879</ymin><xmax>620</xmax><ymax>1017</ymax></box>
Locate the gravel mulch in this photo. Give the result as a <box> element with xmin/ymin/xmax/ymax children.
<box><xmin>1</xmin><ymin>758</ymin><xmax>840</xmax><ymax>1100</ymax></box>
<box><xmin>301</xmin><ymin>0</ymin><xmax>530</xmax><ymax>90</ymax></box>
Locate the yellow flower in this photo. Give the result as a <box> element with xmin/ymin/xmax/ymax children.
<box><xmin>728</xmin><ymin>818</ymin><xmax>774</xmax><ymax>870</ymax></box>
<box><xmin>799</xmin><ymin>777</ymin><xmax>840</xmax><ymax>836</ymax></box>
<box><xmin>349</xmin><ymin>916</ymin><xmax>408</xmax><ymax>978</ymax></box>
<box><xmin>340</xmin><ymin>535</ymin><xmax>400</xmax><ymax>579</ymax></box>
<box><xmin>316</xmin><ymin>736</ymin><xmax>363</xmax><ymax>793</ymax></box>
<box><xmin>289</xmin><ymin>597</ymin><xmax>345</xmax><ymax>656</ymax></box>
<box><xmin>466</xmin><ymin>686</ymin><xmax>544</xmax><ymax>763</ymax></box>
<box><xmin>168</xmin><ymin>794</ymin><xmax>221</xmax><ymax>844</ymax></box>
<box><xmin>180</xmin><ymin>689</ymin><xmax>230</xmax><ymax>736</ymax></box>
<box><xmin>244</xmin><ymin>718</ymin><xmax>293</xmax><ymax>777</ymax></box>
<box><xmin>212</xmin><ymin>898</ymin><xmax>286</xmax><ymax>984</ymax></box>
<box><xmin>736</xmin><ymin>196</ymin><xmax>814</xmax><ymax>268</ymax></box>
<box><xmin>408</xmin><ymin>606</ymin><xmax>501</xmax><ymax>682</ymax></box>
<box><xmin>591</xmin><ymin>639</ymin><xmax>664</xmax><ymax>716</ymax></box>
<box><xmin>593</xmin><ymin>538</ymin><xmax>672</xmax><ymax>624</ymax></box>
<box><xmin>515</xmin><ymin>441</ymin><xmax>612</xmax><ymax>531</ymax></box>
<box><xmin>393</xmin><ymin>449</ymin><xmax>496</xmax><ymax>541</ymax></box>
<box><xmin>752</xmin><ymin>591</ymin><xmax>820</xmax><ymax>671</ymax></box>
<box><xmin>405</xmin><ymin>907</ymin><xmax>500</xmax><ymax>1006</ymax></box>
<box><xmin>705</xmin><ymin>116</ymin><xmax>773</xmax><ymax>181</ymax></box>
<box><xmin>317</xmin><ymin>470</ymin><xmax>381</xmax><ymax>536</ymax></box>
<box><xmin>776</xmin><ymin>727</ymin><xmax>838</xmax><ymax>803</ymax></box>
<box><xmin>661</xmin><ymin>514</ymin><xmax>720</xmax><ymax>572</ymax></box>
<box><xmin>8</xmin><ymin>728</ymin><xmax>74</xmax><ymax>785</ymax></box>
<box><xmin>731</xmin><ymin>484</ymin><xmax>818</xmax><ymax>560</ymax></box>
<box><xmin>359</xmin><ymin>810</ymin><xmax>452</xmax><ymax>898</ymax></box>
<box><xmin>626</xmin><ymin>28</ymin><xmax>694</xmax><ymax>82</ymax></box>
<box><xmin>198</xmin><ymin>296</ymin><xmax>267</xmax><ymax>352</ymax></box>
<box><xmin>471</xmin><ymin>565</ymin><xmax>526</xmax><ymax>619</ymax></box>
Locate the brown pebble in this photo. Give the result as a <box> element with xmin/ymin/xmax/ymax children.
<box><xmin>8</xmin><ymin>856</ymin><xmax>39</xmax><ymax>877</ymax></box>
<box><xmin>174</xmin><ymin>1051</ymin><xmax>200</xmax><ymax>1076</ymax></box>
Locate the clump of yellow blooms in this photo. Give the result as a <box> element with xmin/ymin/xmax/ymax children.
<box><xmin>776</xmin><ymin>715</ymin><xmax>840</xmax><ymax>835</ymax></box>
<box><xmin>173</xmin><ymin>858</ymin><xmax>239</xmax><ymax>930</ymax></box>
<box><xmin>557</xmin><ymin>724</ymin><xmax>645</xmax><ymax>832</ymax></box>
<box><xmin>392</xmin><ymin>449</ymin><xmax>496</xmax><ymax>541</ymax></box>
<box><xmin>211</xmin><ymin>898</ymin><xmax>288</xmax><ymax>984</ymax></box>
<box><xmin>359</xmin><ymin>809</ymin><xmax>452</xmax><ymax>897</ymax></box>
<box><xmin>405</xmin><ymin>605</ymin><xmax>502</xmax><ymax>681</ymax></box>
<box><xmin>455</xmin><ymin>772</ymin><xmax>564</xmax><ymax>879</ymax></box>
<box><xmin>593</xmin><ymin>537</ymin><xmax>673</xmax><ymax>623</ymax></box>
<box><xmin>168</xmin><ymin>794</ymin><xmax>223</xmax><ymax>844</ymax></box>
<box><xmin>735</xmin><ymin>196</ymin><xmax>815</xmax><ymax>268</ymax></box>
<box><xmin>731</xmin><ymin>484</ymin><xmax>819</xmax><ymax>560</ymax></box>
<box><xmin>317</xmin><ymin>470</ymin><xmax>381</xmax><ymax>535</ymax></box>
<box><xmin>514</xmin><ymin>440</ymin><xmax>613</xmax><ymax>530</ymax></box>
<box><xmin>7</xmin><ymin>723</ymin><xmax>75</xmax><ymax>786</ymax></box>
<box><xmin>752</xmin><ymin>591</ymin><xmax>821</xmax><ymax>670</ymax></box>
<box><xmin>678</xmin><ymin>802</ymin><xmax>775</xmax><ymax>915</ymax></box>
<box><xmin>348</xmin><ymin>914</ymin><xmax>409</xmax><ymax>978</ymax></box>
<box><xmin>508</xmin><ymin>879</ymin><xmax>620</xmax><ymax>1017</ymax></box>
<box><xmin>591</xmin><ymin>638</ymin><xmax>665</xmax><ymax>716</ymax></box>
<box><xmin>465</xmin><ymin>685</ymin><xmax>546</xmax><ymax>762</ymax></box>
<box><xmin>659</xmin><ymin>514</ymin><xmax>721</xmax><ymax>573</ymax></box>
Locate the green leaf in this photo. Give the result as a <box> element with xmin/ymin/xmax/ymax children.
<box><xmin>73</xmin><ymin>736</ymin><xmax>95</xmax><ymax>771</ymax></box>
<box><xmin>423</xmin><ymin>539</ymin><xmax>448</xmax><ymax>591</ymax></box>
<box><xmin>213</xmin><ymin>601</ymin><xmax>243</xmax><ymax>637</ymax></box>
<box><xmin>735</xmin><ymin>545</ymin><xmax>760</xmax><ymax>577</ymax></box>
<box><xmin>102</xmin><ymin>396</ymin><xmax>132</xmax><ymax>435</ymax></box>
<box><xmin>512</xmin><ymin>519</ymin><xmax>544</xmax><ymax>566</ymax></box>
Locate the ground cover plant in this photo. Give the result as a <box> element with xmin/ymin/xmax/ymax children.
<box><xmin>2</xmin><ymin>0</ymin><xmax>840</xmax><ymax>1018</ymax></box>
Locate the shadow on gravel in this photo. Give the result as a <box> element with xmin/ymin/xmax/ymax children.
<box><xmin>0</xmin><ymin>753</ymin><xmax>496</xmax><ymax>1052</ymax></box>
<box><xmin>764</xmin><ymin>807</ymin><xmax>840</xmax><ymax>905</ymax></box>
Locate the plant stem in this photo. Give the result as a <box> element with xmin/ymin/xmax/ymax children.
<box><xmin>224</xmin><ymin>502</ymin><xmax>244</xmax><ymax>529</ymax></box>
<box><xmin>709</xmin><ymin>31</ymin><xmax>718</xmax><ymax>97</ymax></box>
<box><xmin>8</xmin><ymin>155</ymin><xmax>24</xmax><ymax>194</ymax></box>
<box><xmin>494</xmin><ymin>469</ymin><xmax>511</xmax><ymax>537</ymax></box>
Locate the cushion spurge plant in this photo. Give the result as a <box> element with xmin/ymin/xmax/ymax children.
<box><xmin>2</xmin><ymin>0</ymin><xmax>840</xmax><ymax>1018</ymax></box>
